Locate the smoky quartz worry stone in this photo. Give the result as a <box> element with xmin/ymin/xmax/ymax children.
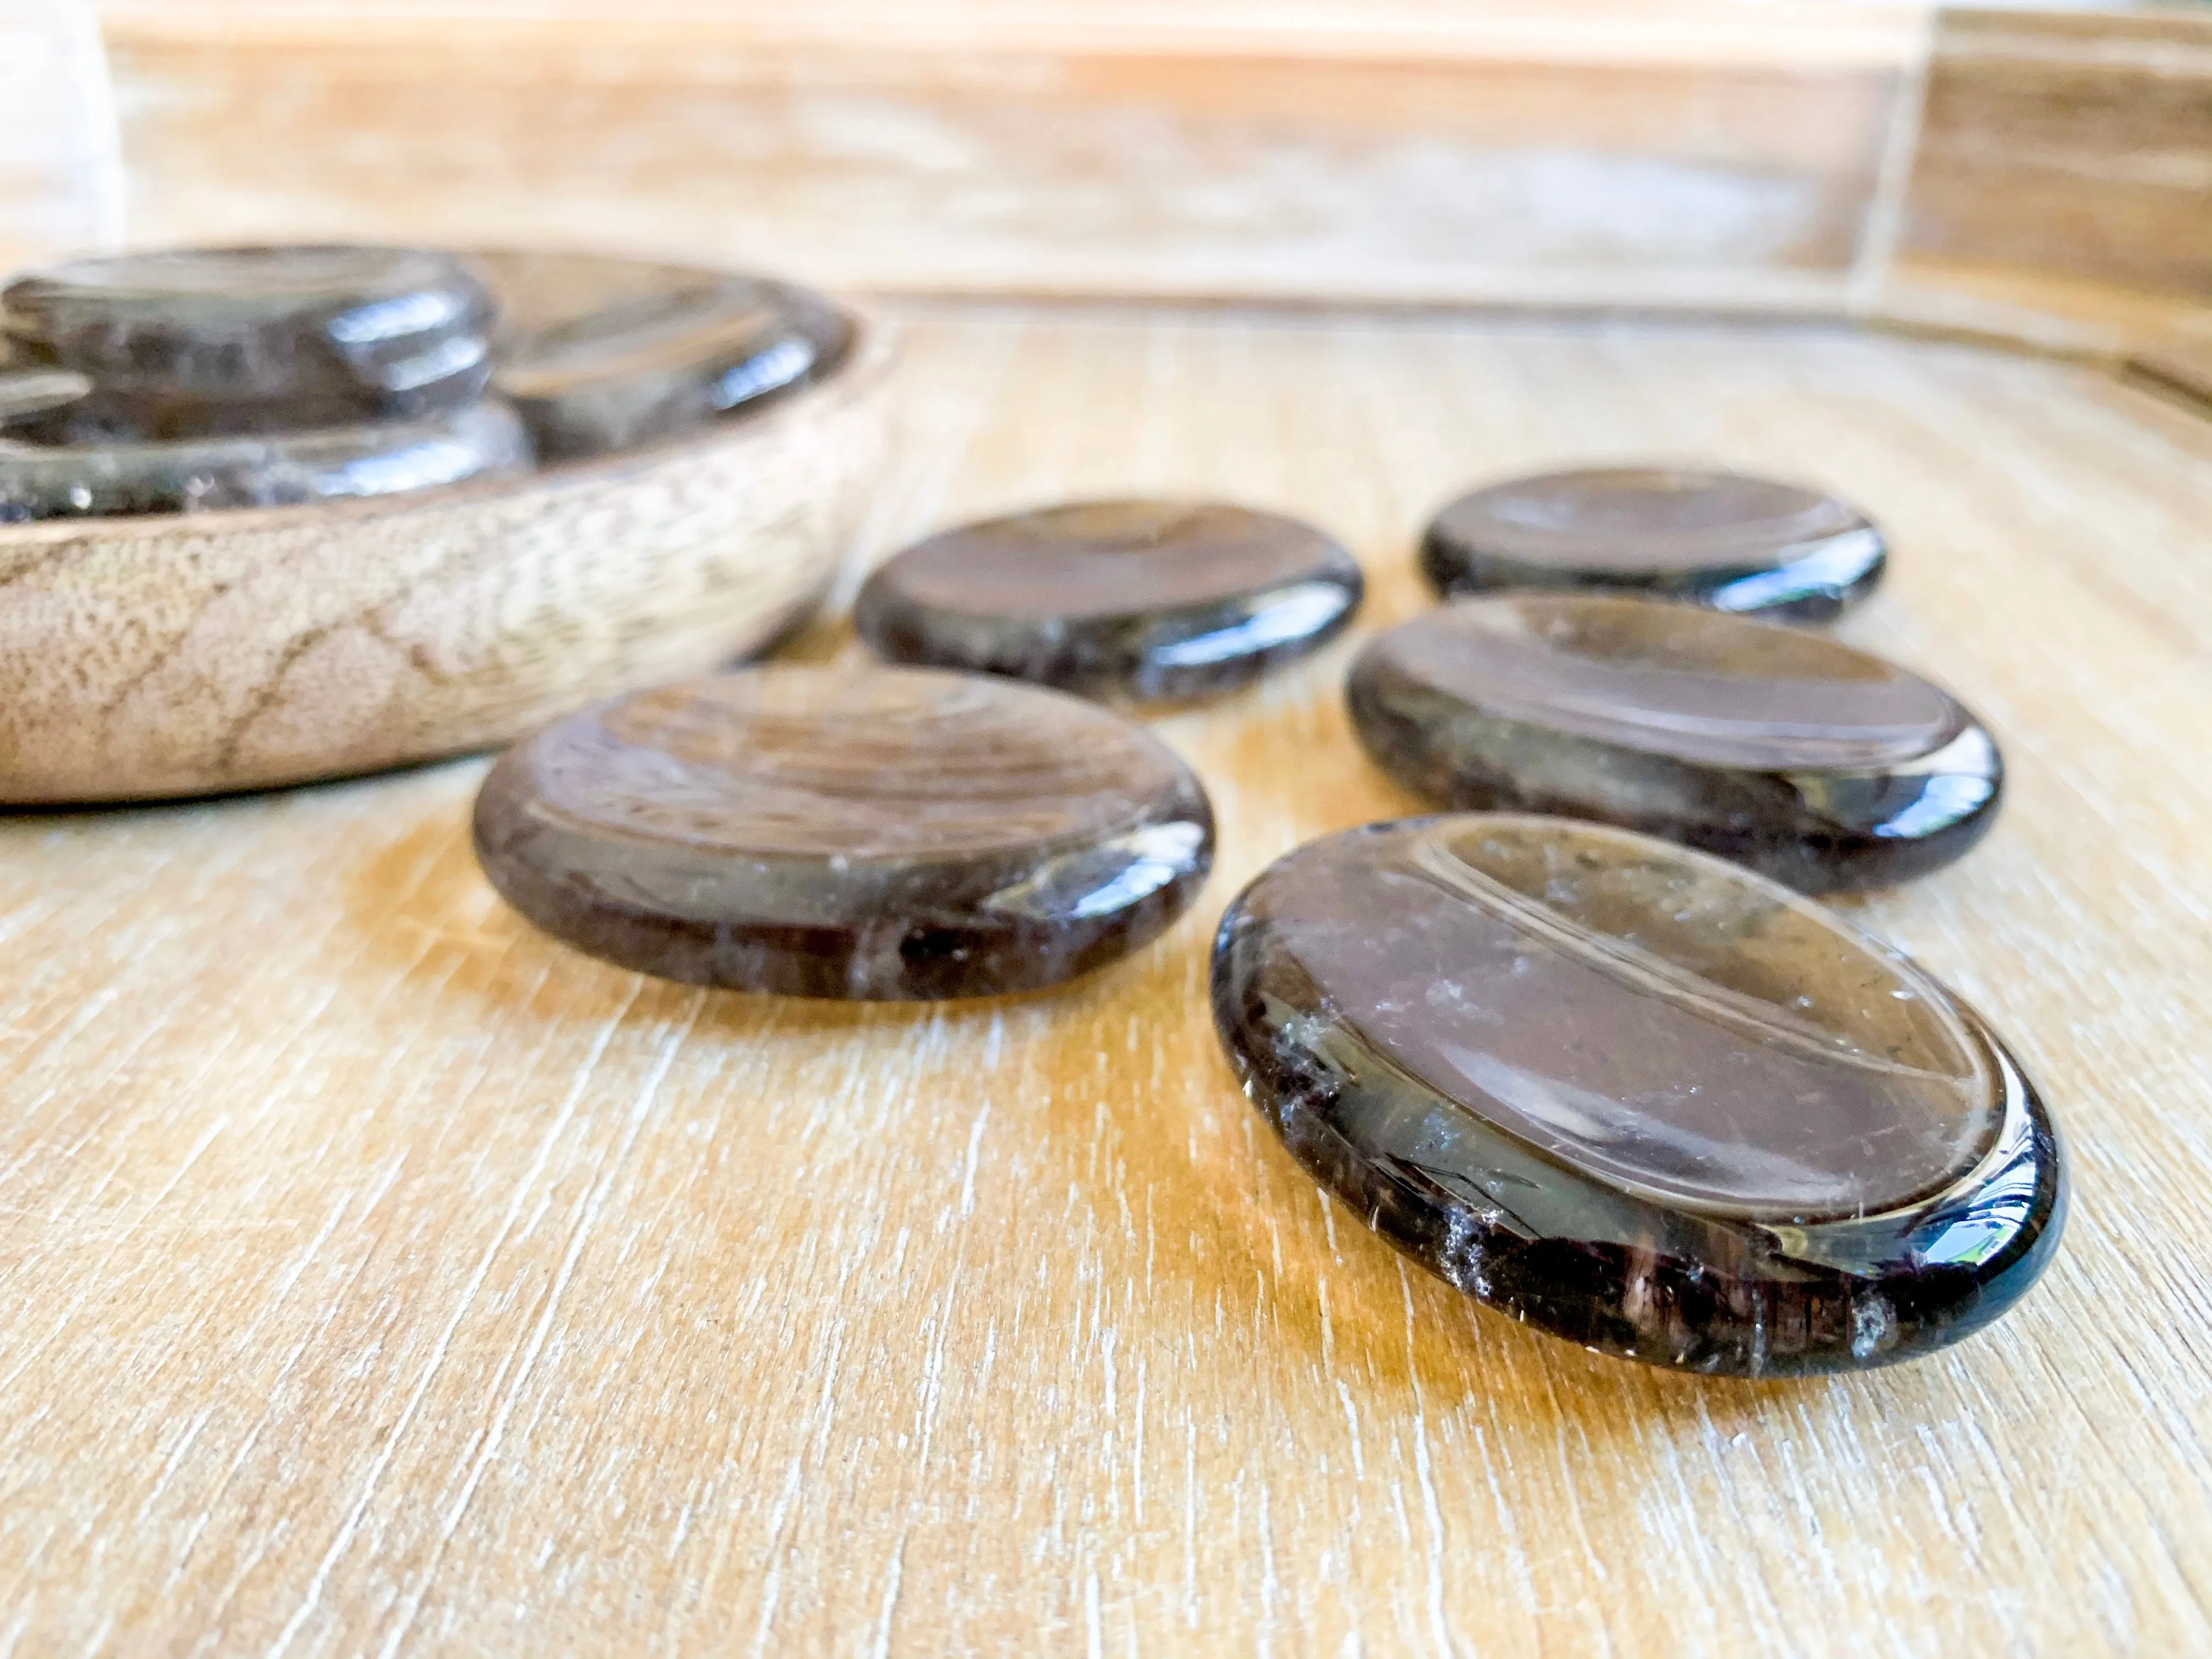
<box><xmin>1347</xmin><ymin>595</ymin><xmax>2000</xmax><ymax>892</ymax></box>
<box><xmin>854</xmin><ymin>500</ymin><xmax>1364</xmax><ymax>702</ymax></box>
<box><xmin>495</xmin><ymin>276</ymin><xmax>847</xmax><ymax>460</ymax></box>
<box><xmin>1422</xmin><ymin>466</ymin><xmax>1885</xmax><ymax>621</ymax></box>
<box><xmin>2</xmin><ymin>245</ymin><xmax>495</xmax><ymax>438</ymax></box>
<box><xmin>1211</xmin><ymin>815</ymin><xmax>2064</xmax><ymax>1376</ymax></box>
<box><xmin>475</xmin><ymin>667</ymin><xmax>1215</xmax><ymax>999</ymax></box>
<box><xmin>0</xmin><ymin>398</ymin><xmax>530</xmax><ymax>521</ymax></box>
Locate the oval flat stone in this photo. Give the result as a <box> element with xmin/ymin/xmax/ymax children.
<box><xmin>495</xmin><ymin>275</ymin><xmax>843</xmax><ymax>460</ymax></box>
<box><xmin>0</xmin><ymin>398</ymin><xmax>531</xmax><ymax>520</ymax></box>
<box><xmin>855</xmin><ymin>500</ymin><xmax>1364</xmax><ymax>702</ymax></box>
<box><xmin>474</xmin><ymin>667</ymin><xmax>1215</xmax><ymax>999</ymax></box>
<box><xmin>1347</xmin><ymin>595</ymin><xmax>2000</xmax><ymax>891</ymax></box>
<box><xmin>1421</xmin><ymin>466</ymin><xmax>1885</xmax><ymax>620</ymax></box>
<box><xmin>3</xmin><ymin>245</ymin><xmax>495</xmax><ymax>437</ymax></box>
<box><xmin>1210</xmin><ymin>814</ymin><xmax>2064</xmax><ymax>1376</ymax></box>
<box><xmin>0</xmin><ymin>368</ymin><xmax>91</xmax><ymax>425</ymax></box>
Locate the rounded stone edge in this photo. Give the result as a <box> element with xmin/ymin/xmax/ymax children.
<box><xmin>854</xmin><ymin>506</ymin><xmax>1367</xmax><ymax>704</ymax></box>
<box><xmin>498</xmin><ymin>275</ymin><xmax>853</xmax><ymax>464</ymax></box>
<box><xmin>1</xmin><ymin>245</ymin><xmax>499</xmax><ymax>428</ymax></box>
<box><xmin>1417</xmin><ymin>489</ymin><xmax>1888</xmax><ymax>624</ymax></box>
<box><xmin>1342</xmin><ymin>624</ymin><xmax>2004</xmax><ymax>894</ymax></box>
<box><xmin>470</xmin><ymin>682</ymin><xmax>1219</xmax><ymax>1002</ymax></box>
<box><xmin>0</xmin><ymin>397</ymin><xmax>533</xmax><ymax>520</ymax></box>
<box><xmin>1206</xmin><ymin>816</ymin><xmax>2067</xmax><ymax>1377</ymax></box>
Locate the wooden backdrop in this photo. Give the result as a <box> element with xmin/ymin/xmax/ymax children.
<box><xmin>2</xmin><ymin>304</ymin><xmax>2210</xmax><ymax>1655</ymax></box>
<box><xmin>52</xmin><ymin>4</ymin><xmax>2212</xmax><ymax>341</ymax></box>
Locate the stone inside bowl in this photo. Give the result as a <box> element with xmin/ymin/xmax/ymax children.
<box><xmin>0</xmin><ymin>244</ymin><xmax>858</xmax><ymax>523</ymax></box>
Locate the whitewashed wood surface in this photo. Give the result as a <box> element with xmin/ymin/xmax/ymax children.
<box><xmin>3</xmin><ymin>304</ymin><xmax>2209</xmax><ymax>1656</ymax></box>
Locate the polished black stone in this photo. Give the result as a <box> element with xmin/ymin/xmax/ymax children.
<box><xmin>1421</xmin><ymin>466</ymin><xmax>1885</xmax><ymax>621</ymax></box>
<box><xmin>855</xmin><ymin>500</ymin><xmax>1364</xmax><ymax>702</ymax></box>
<box><xmin>494</xmin><ymin>275</ymin><xmax>845</xmax><ymax>460</ymax></box>
<box><xmin>1211</xmin><ymin>814</ymin><xmax>2064</xmax><ymax>1376</ymax></box>
<box><xmin>1347</xmin><ymin>595</ymin><xmax>2000</xmax><ymax>892</ymax></box>
<box><xmin>2</xmin><ymin>245</ymin><xmax>495</xmax><ymax>437</ymax></box>
<box><xmin>0</xmin><ymin>398</ymin><xmax>531</xmax><ymax>520</ymax></box>
<box><xmin>475</xmin><ymin>666</ymin><xmax>1215</xmax><ymax>999</ymax></box>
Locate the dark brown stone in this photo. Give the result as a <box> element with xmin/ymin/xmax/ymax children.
<box><xmin>0</xmin><ymin>398</ymin><xmax>531</xmax><ymax>521</ymax></box>
<box><xmin>1210</xmin><ymin>814</ymin><xmax>2066</xmax><ymax>1376</ymax></box>
<box><xmin>2</xmin><ymin>245</ymin><xmax>495</xmax><ymax>438</ymax></box>
<box><xmin>1421</xmin><ymin>466</ymin><xmax>1885</xmax><ymax>621</ymax></box>
<box><xmin>1347</xmin><ymin>595</ymin><xmax>2000</xmax><ymax>891</ymax></box>
<box><xmin>494</xmin><ymin>275</ymin><xmax>845</xmax><ymax>460</ymax></box>
<box><xmin>475</xmin><ymin>667</ymin><xmax>1215</xmax><ymax>999</ymax></box>
<box><xmin>855</xmin><ymin>499</ymin><xmax>1364</xmax><ymax>702</ymax></box>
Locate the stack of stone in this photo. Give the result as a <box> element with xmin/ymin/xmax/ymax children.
<box><xmin>0</xmin><ymin>244</ymin><xmax>847</xmax><ymax>520</ymax></box>
<box><xmin>0</xmin><ymin>246</ymin><xmax>525</xmax><ymax>520</ymax></box>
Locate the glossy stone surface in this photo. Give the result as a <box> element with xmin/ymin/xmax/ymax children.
<box><xmin>0</xmin><ymin>368</ymin><xmax>91</xmax><ymax>425</ymax></box>
<box><xmin>0</xmin><ymin>398</ymin><xmax>531</xmax><ymax>521</ymax></box>
<box><xmin>1421</xmin><ymin>466</ymin><xmax>1885</xmax><ymax>621</ymax></box>
<box><xmin>1347</xmin><ymin>595</ymin><xmax>2000</xmax><ymax>892</ymax></box>
<box><xmin>475</xmin><ymin>667</ymin><xmax>1214</xmax><ymax>999</ymax></box>
<box><xmin>2</xmin><ymin>246</ymin><xmax>495</xmax><ymax>437</ymax></box>
<box><xmin>855</xmin><ymin>500</ymin><xmax>1364</xmax><ymax>702</ymax></box>
<box><xmin>495</xmin><ymin>276</ymin><xmax>845</xmax><ymax>460</ymax></box>
<box><xmin>1211</xmin><ymin>814</ymin><xmax>2064</xmax><ymax>1376</ymax></box>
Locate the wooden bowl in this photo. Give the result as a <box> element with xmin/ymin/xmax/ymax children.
<box><xmin>0</xmin><ymin>252</ymin><xmax>895</xmax><ymax>803</ymax></box>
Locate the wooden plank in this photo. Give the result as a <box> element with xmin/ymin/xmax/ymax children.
<box><xmin>2</xmin><ymin>302</ymin><xmax>2210</xmax><ymax>1655</ymax></box>
<box><xmin>93</xmin><ymin>1</ymin><xmax>1920</xmax><ymax>309</ymax></box>
<box><xmin>94</xmin><ymin>1</ymin><xmax>1932</xmax><ymax>69</ymax></box>
<box><xmin>1870</xmin><ymin>255</ymin><xmax>2212</xmax><ymax>371</ymax></box>
<box><xmin>1900</xmin><ymin>7</ymin><xmax>2212</xmax><ymax>301</ymax></box>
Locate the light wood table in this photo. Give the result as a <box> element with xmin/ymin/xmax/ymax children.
<box><xmin>4</xmin><ymin>303</ymin><xmax>2209</xmax><ymax>1656</ymax></box>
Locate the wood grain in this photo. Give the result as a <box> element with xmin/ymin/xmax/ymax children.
<box><xmin>93</xmin><ymin>0</ymin><xmax>1918</xmax><ymax>311</ymax></box>
<box><xmin>0</xmin><ymin>298</ymin><xmax>893</xmax><ymax>804</ymax></box>
<box><xmin>76</xmin><ymin>2</ymin><xmax>2212</xmax><ymax>387</ymax></box>
<box><xmin>1900</xmin><ymin>7</ymin><xmax>2212</xmax><ymax>301</ymax></box>
<box><xmin>3</xmin><ymin>302</ymin><xmax>2210</xmax><ymax>1654</ymax></box>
